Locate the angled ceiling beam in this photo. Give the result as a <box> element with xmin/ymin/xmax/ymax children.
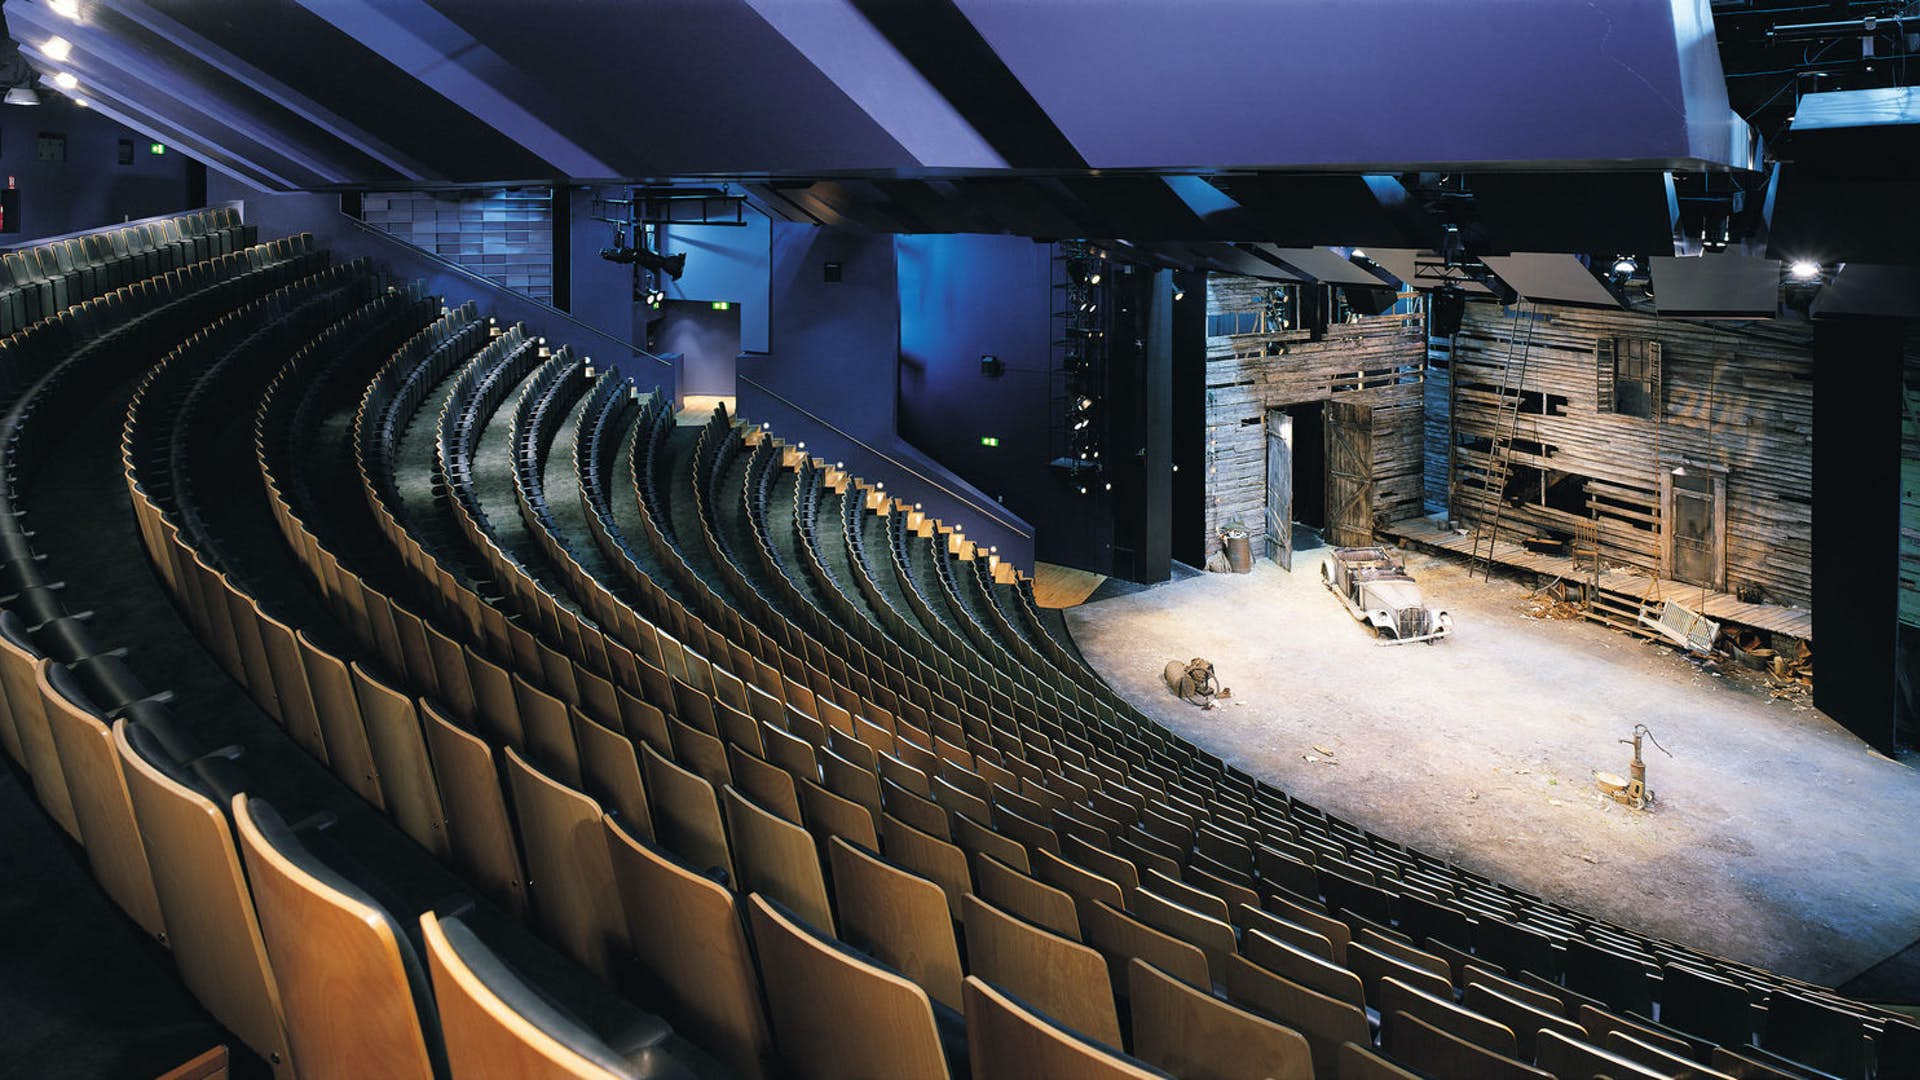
<box><xmin>100</xmin><ymin>0</ymin><xmax>433</xmax><ymax>182</ymax></box>
<box><xmin>12</xmin><ymin>1</ymin><xmax>342</xmax><ymax>185</ymax></box>
<box><xmin>741</xmin><ymin>0</ymin><xmax>1005</xmax><ymax>170</ymax></box>
<box><xmin>290</xmin><ymin>0</ymin><xmax>612</xmax><ymax>178</ymax></box>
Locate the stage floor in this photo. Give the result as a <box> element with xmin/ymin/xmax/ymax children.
<box><xmin>1066</xmin><ymin>543</ymin><xmax>1920</xmax><ymax>991</ymax></box>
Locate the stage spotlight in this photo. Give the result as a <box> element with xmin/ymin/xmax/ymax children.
<box><xmin>1088</xmin><ymin>271</ymin><xmax>1101</xmax><ymax>285</ymax></box>
<box><xmin>1788</xmin><ymin>260</ymin><xmax>1821</xmax><ymax>281</ymax></box>
<box><xmin>52</xmin><ymin>72</ymin><xmax>78</xmax><ymax>90</ymax></box>
<box><xmin>1351</xmin><ymin>249</ymin><xmax>1368</xmax><ymax>260</ymax></box>
<box><xmin>1173</xmin><ymin>286</ymin><xmax>1186</xmax><ymax>301</ymax></box>
<box><xmin>5</xmin><ymin>86</ymin><xmax>42</xmax><ymax>106</ymax></box>
<box><xmin>40</xmin><ymin>37</ymin><xmax>72</xmax><ymax>62</ymax></box>
<box><xmin>49</xmin><ymin>0</ymin><xmax>80</xmax><ymax>19</ymax></box>
<box><xmin>1610</xmin><ymin>256</ymin><xmax>1638</xmax><ymax>278</ymax></box>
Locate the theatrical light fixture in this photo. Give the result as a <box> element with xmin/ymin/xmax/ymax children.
<box><xmin>1088</xmin><ymin>271</ymin><xmax>1102</xmax><ymax>285</ymax></box>
<box><xmin>40</xmin><ymin>37</ymin><xmax>72</xmax><ymax>62</ymax></box>
<box><xmin>1610</xmin><ymin>256</ymin><xmax>1638</xmax><ymax>278</ymax></box>
<box><xmin>1173</xmin><ymin>286</ymin><xmax>1186</xmax><ymax>301</ymax></box>
<box><xmin>1351</xmin><ymin>249</ymin><xmax>1368</xmax><ymax>260</ymax></box>
<box><xmin>5</xmin><ymin>86</ymin><xmax>42</xmax><ymax>106</ymax></box>
<box><xmin>52</xmin><ymin>72</ymin><xmax>78</xmax><ymax>90</ymax></box>
<box><xmin>74</xmin><ymin>98</ymin><xmax>86</xmax><ymax>107</ymax></box>
<box><xmin>1788</xmin><ymin>260</ymin><xmax>1822</xmax><ymax>281</ymax></box>
<box><xmin>49</xmin><ymin>0</ymin><xmax>80</xmax><ymax>19</ymax></box>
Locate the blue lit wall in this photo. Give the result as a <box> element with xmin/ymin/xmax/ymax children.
<box><xmin>896</xmin><ymin>233</ymin><xmax>1107</xmax><ymax>571</ymax></box>
<box><xmin>737</xmin><ymin>222</ymin><xmax>1036</xmax><ymax>566</ymax></box>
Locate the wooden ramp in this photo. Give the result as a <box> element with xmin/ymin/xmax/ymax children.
<box><xmin>1384</xmin><ymin>517</ymin><xmax>1814</xmax><ymax>641</ymax></box>
<box><xmin>1031</xmin><ymin>563</ymin><xmax>1107</xmax><ymax>609</ymax></box>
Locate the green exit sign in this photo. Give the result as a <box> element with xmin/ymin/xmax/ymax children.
<box><xmin>148</xmin><ymin>142</ymin><xmax>166</xmax><ymax>155</ymax></box>
<box><xmin>980</xmin><ymin>436</ymin><xmax>1000</xmax><ymax>447</ymax></box>
<box><xmin>711</xmin><ymin>301</ymin><xmax>730</xmax><ymax>311</ymax></box>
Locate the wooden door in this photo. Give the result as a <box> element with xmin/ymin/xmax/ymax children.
<box><xmin>1325</xmin><ymin>401</ymin><xmax>1374</xmax><ymax>547</ymax></box>
<box><xmin>1266</xmin><ymin>413</ymin><xmax>1294</xmax><ymax>571</ymax></box>
<box><xmin>1665</xmin><ymin>471</ymin><xmax>1725</xmax><ymax>589</ymax></box>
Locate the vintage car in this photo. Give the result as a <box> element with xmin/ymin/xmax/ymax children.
<box><xmin>1321</xmin><ymin>547</ymin><xmax>1453</xmax><ymax>644</ymax></box>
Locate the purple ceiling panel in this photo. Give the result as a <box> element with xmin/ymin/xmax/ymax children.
<box><xmin>399</xmin><ymin>0</ymin><xmax>922</xmax><ymax>176</ymax></box>
<box><xmin>953</xmin><ymin>0</ymin><xmax>1745</xmax><ymax>170</ymax></box>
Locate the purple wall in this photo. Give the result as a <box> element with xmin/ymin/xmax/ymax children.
<box><xmin>1</xmin><ymin>97</ymin><xmax>195</xmax><ymax>244</ymax></box>
<box><xmin>738</xmin><ymin>221</ymin><xmax>1036</xmax><ymax>567</ymax></box>
<box><xmin>655</xmin><ymin>302</ymin><xmax>740</xmax><ymax>398</ymax></box>
<box><xmin>895</xmin><ymin>233</ymin><xmax>1098</xmax><ymax>569</ymax></box>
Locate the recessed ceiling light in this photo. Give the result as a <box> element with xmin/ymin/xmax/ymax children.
<box><xmin>48</xmin><ymin>0</ymin><xmax>80</xmax><ymax>19</ymax></box>
<box><xmin>40</xmin><ymin>36</ymin><xmax>72</xmax><ymax>62</ymax></box>
<box><xmin>52</xmin><ymin>72</ymin><xmax>78</xmax><ymax>90</ymax></box>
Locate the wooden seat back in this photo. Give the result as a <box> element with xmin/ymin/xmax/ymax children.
<box><xmin>1220</xmin><ymin>955</ymin><xmax>1368</xmax><ymax>1078</ymax></box>
<box><xmin>722</xmin><ymin>784</ymin><xmax>835</xmax><ymax>934</ymax></box>
<box><xmin>503</xmin><ymin>747</ymin><xmax>628</xmax><ymax>979</ymax></box>
<box><xmin>747</xmin><ymin>893</ymin><xmax>950</xmax><ymax>1080</ymax></box>
<box><xmin>961</xmin><ymin>893</ymin><xmax>1122</xmax><ymax>1047</ymax></box>
<box><xmin>962</xmin><ymin>976</ymin><xmax>1161</xmax><ymax>1079</ymax></box>
<box><xmin>420</xmin><ymin>911</ymin><xmax>631</xmax><ymax>1080</ymax></box>
<box><xmin>113</xmin><ymin>720</ymin><xmax>294</xmax><ymax>1077</ymax></box>
<box><xmin>602</xmin><ymin>817</ymin><xmax>773</xmax><ymax>1080</ymax></box>
<box><xmin>233</xmin><ymin>793</ymin><xmax>439</xmax><ymax>1080</ymax></box>
<box><xmin>1128</xmin><ymin>959</ymin><xmax>1313</xmax><ymax>1080</ymax></box>
<box><xmin>38</xmin><ymin>659</ymin><xmax>163</xmax><ymax>936</ymax></box>
<box><xmin>826</xmin><ymin>836</ymin><xmax>964</xmax><ymax>1010</ymax></box>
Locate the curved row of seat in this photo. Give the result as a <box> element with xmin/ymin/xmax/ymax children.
<box><xmin>0</xmin><ymin>208</ymin><xmax>252</xmax><ymax>337</ymax></box>
<box><xmin>3</xmin><ymin>209</ymin><xmax>1915</xmax><ymax>1080</ymax></box>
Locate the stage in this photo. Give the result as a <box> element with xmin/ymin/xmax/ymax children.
<box><xmin>1066</xmin><ymin>544</ymin><xmax>1920</xmax><ymax>991</ymax></box>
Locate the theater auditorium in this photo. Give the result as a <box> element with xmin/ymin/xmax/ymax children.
<box><xmin>0</xmin><ymin>1</ymin><xmax>1917</xmax><ymax>1078</ymax></box>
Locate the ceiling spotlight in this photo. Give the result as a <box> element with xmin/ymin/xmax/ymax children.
<box><xmin>1788</xmin><ymin>260</ymin><xmax>1821</xmax><ymax>281</ymax></box>
<box><xmin>1088</xmin><ymin>272</ymin><xmax>1101</xmax><ymax>285</ymax></box>
<box><xmin>74</xmin><ymin>97</ymin><xmax>87</xmax><ymax>107</ymax></box>
<box><xmin>5</xmin><ymin>86</ymin><xmax>42</xmax><ymax>106</ymax></box>
<box><xmin>1610</xmin><ymin>256</ymin><xmax>1638</xmax><ymax>278</ymax></box>
<box><xmin>1351</xmin><ymin>249</ymin><xmax>1368</xmax><ymax>260</ymax></box>
<box><xmin>1172</xmin><ymin>286</ymin><xmax>1186</xmax><ymax>301</ymax></box>
<box><xmin>41</xmin><ymin>36</ymin><xmax>72</xmax><ymax>62</ymax></box>
<box><xmin>52</xmin><ymin>72</ymin><xmax>78</xmax><ymax>90</ymax></box>
<box><xmin>49</xmin><ymin>0</ymin><xmax>80</xmax><ymax>19</ymax></box>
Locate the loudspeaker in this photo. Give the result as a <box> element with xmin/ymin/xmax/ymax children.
<box><xmin>1430</xmin><ymin>289</ymin><xmax>1466</xmax><ymax>336</ymax></box>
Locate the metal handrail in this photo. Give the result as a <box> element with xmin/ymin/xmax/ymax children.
<box><xmin>739</xmin><ymin>375</ymin><xmax>1033</xmax><ymax>539</ymax></box>
<box><xmin>334</xmin><ymin>209</ymin><xmax>672</xmax><ymax>369</ymax></box>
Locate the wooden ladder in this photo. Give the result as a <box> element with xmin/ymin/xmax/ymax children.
<box><xmin>1467</xmin><ymin>303</ymin><xmax>1539</xmax><ymax>581</ymax></box>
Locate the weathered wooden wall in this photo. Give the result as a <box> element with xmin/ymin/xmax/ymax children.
<box><xmin>1901</xmin><ymin>327</ymin><xmax>1919</xmax><ymax>629</ymax></box>
<box><xmin>1424</xmin><ymin>329</ymin><xmax>1453</xmax><ymax>515</ymax></box>
<box><xmin>1450</xmin><ymin>302</ymin><xmax>1815</xmax><ymax>608</ymax></box>
<box><xmin>1204</xmin><ymin>275</ymin><xmax>1426</xmax><ymax>559</ymax></box>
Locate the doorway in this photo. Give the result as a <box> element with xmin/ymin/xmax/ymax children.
<box><xmin>1265</xmin><ymin>401</ymin><xmax>1326</xmax><ymax>571</ymax></box>
<box><xmin>1664</xmin><ymin>469</ymin><xmax>1725</xmax><ymax>590</ymax></box>
<box><xmin>653</xmin><ymin>300</ymin><xmax>740</xmax><ymax>416</ymax></box>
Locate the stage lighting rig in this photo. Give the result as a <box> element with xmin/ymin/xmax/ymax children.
<box><xmin>600</xmin><ymin>228</ymin><xmax>687</xmax><ymax>280</ymax></box>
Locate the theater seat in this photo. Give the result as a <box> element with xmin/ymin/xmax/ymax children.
<box><xmin>233</xmin><ymin>793</ymin><xmax>447</xmax><ymax>1080</ymax></box>
<box><xmin>420</xmin><ymin>910</ymin><xmax>694</xmax><ymax>1080</ymax></box>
